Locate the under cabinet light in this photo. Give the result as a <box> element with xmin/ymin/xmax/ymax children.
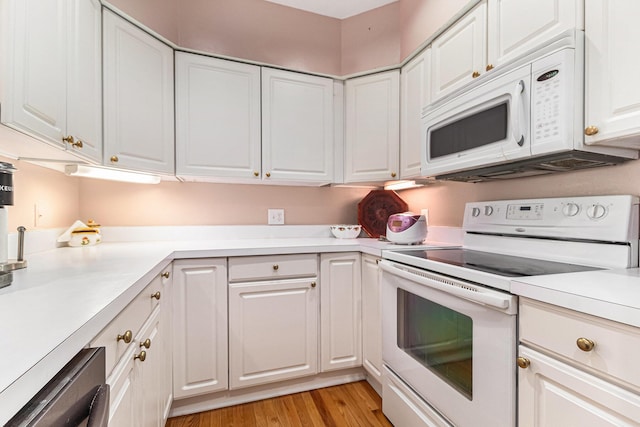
<box><xmin>384</xmin><ymin>180</ymin><xmax>424</xmax><ymax>191</ymax></box>
<box><xmin>65</xmin><ymin>164</ymin><xmax>161</xmax><ymax>184</ymax></box>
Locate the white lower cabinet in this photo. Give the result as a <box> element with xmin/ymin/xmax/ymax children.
<box><xmin>228</xmin><ymin>254</ymin><xmax>319</xmax><ymax>389</ymax></box>
<box><xmin>518</xmin><ymin>298</ymin><xmax>640</xmax><ymax>426</ymax></box>
<box><xmin>361</xmin><ymin>254</ymin><xmax>382</xmax><ymax>382</ymax></box>
<box><xmin>320</xmin><ymin>253</ymin><xmax>362</xmax><ymax>372</ymax></box>
<box><xmin>172</xmin><ymin>259</ymin><xmax>228</xmax><ymax>398</ymax></box>
<box><xmin>96</xmin><ymin>268</ymin><xmax>172</xmax><ymax>427</ymax></box>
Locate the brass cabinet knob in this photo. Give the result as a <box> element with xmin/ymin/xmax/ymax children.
<box><xmin>472</xmin><ymin>71</ymin><xmax>481</xmax><ymax>78</ymax></box>
<box><xmin>265</xmin><ymin>172</ymin><xmax>271</xmax><ymax>178</ymax></box>
<box><xmin>253</xmin><ymin>171</ymin><xmax>259</xmax><ymax>177</ymax></box>
<box><xmin>71</xmin><ymin>140</ymin><xmax>83</xmax><ymax>149</ymax></box>
<box><xmin>585</xmin><ymin>126</ymin><xmax>599</xmax><ymax>136</ymax></box>
<box><xmin>486</xmin><ymin>64</ymin><xmax>494</xmax><ymax>71</ymax></box>
<box><xmin>576</xmin><ymin>337</ymin><xmax>595</xmax><ymax>352</ymax></box>
<box><xmin>151</xmin><ymin>291</ymin><xmax>161</xmax><ymax>300</ymax></box>
<box><xmin>110</xmin><ymin>155</ymin><xmax>119</xmax><ymax>163</ymax></box>
<box><xmin>391</xmin><ymin>172</ymin><xmax>397</xmax><ymax>178</ymax></box>
<box><xmin>62</xmin><ymin>135</ymin><xmax>75</xmax><ymax>144</ymax></box>
<box><xmin>161</xmin><ymin>271</ymin><xmax>170</xmax><ymax>279</ymax></box>
<box><xmin>311</xmin><ymin>281</ymin><xmax>317</xmax><ymax>288</ymax></box>
<box><xmin>134</xmin><ymin>350</ymin><xmax>147</xmax><ymax>362</ymax></box>
<box><xmin>117</xmin><ymin>330</ymin><xmax>133</xmax><ymax>343</ymax></box>
<box><xmin>140</xmin><ymin>338</ymin><xmax>151</xmax><ymax>349</ymax></box>
<box><xmin>272</xmin><ymin>264</ymin><xmax>279</xmax><ymax>271</ymax></box>
<box><xmin>516</xmin><ymin>357</ymin><xmax>530</xmax><ymax>369</ymax></box>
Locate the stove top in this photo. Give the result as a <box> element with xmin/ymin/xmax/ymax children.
<box><xmin>394</xmin><ymin>248</ymin><xmax>602</xmax><ymax>278</ymax></box>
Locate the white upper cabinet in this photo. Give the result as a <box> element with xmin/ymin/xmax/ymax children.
<box><xmin>431</xmin><ymin>2</ymin><xmax>487</xmax><ymax>102</ymax></box>
<box><xmin>400</xmin><ymin>48</ymin><xmax>431</xmax><ymax>179</ymax></box>
<box><xmin>487</xmin><ymin>0</ymin><xmax>582</xmax><ymax>69</ymax></box>
<box><xmin>103</xmin><ymin>9</ymin><xmax>174</xmax><ymax>174</ymax></box>
<box><xmin>344</xmin><ymin>70</ymin><xmax>400</xmax><ymax>183</ymax></box>
<box><xmin>584</xmin><ymin>0</ymin><xmax>640</xmax><ymax>149</ymax></box>
<box><xmin>175</xmin><ymin>53</ymin><xmax>261</xmax><ymax>180</ymax></box>
<box><xmin>0</xmin><ymin>0</ymin><xmax>102</xmax><ymax>162</ymax></box>
<box><xmin>262</xmin><ymin>68</ymin><xmax>334</xmax><ymax>183</ymax></box>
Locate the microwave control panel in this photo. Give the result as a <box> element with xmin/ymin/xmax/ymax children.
<box><xmin>532</xmin><ymin>66</ymin><xmax>563</xmax><ymax>144</ymax></box>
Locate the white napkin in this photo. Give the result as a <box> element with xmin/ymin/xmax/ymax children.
<box><xmin>57</xmin><ymin>220</ymin><xmax>88</xmax><ymax>243</ymax></box>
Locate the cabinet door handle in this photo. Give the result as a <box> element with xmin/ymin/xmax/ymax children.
<box><xmin>62</xmin><ymin>135</ymin><xmax>75</xmax><ymax>144</ymax></box>
<box><xmin>117</xmin><ymin>330</ymin><xmax>133</xmax><ymax>343</ymax></box>
<box><xmin>311</xmin><ymin>281</ymin><xmax>317</xmax><ymax>288</ymax></box>
<box><xmin>161</xmin><ymin>271</ymin><xmax>170</xmax><ymax>279</ymax></box>
<box><xmin>151</xmin><ymin>291</ymin><xmax>161</xmax><ymax>300</ymax></box>
<box><xmin>390</xmin><ymin>172</ymin><xmax>397</xmax><ymax>178</ymax></box>
<box><xmin>516</xmin><ymin>357</ymin><xmax>530</xmax><ymax>369</ymax></box>
<box><xmin>272</xmin><ymin>264</ymin><xmax>279</xmax><ymax>271</ymax></box>
<box><xmin>585</xmin><ymin>126</ymin><xmax>599</xmax><ymax>136</ymax></box>
<box><xmin>110</xmin><ymin>155</ymin><xmax>119</xmax><ymax>163</ymax></box>
<box><xmin>140</xmin><ymin>338</ymin><xmax>151</xmax><ymax>349</ymax></box>
<box><xmin>253</xmin><ymin>171</ymin><xmax>259</xmax><ymax>177</ymax></box>
<box><xmin>576</xmin><ymin>337</ymin><xmax>595</xmax><ymax>352</ymax></box>
<box><xmin>485</xmin><ymin>64</ymin><xmax>494</xmax><ymax>71</ymax></box>
<box><xmin>472</xmin><ymin>71</ymin><xmax>480</xmax><ymax>78</ymax></box>
<box><xmin>265</xmin><ymin>172</ymin><xmax>271</xmax><ymax>178</ymax></box>
<box><xmin>71</xmin><ymin>139</ymin><xmax>83</xmax><ymax>149</ymax></box>
<box><xmin>134</xmin><ymin>350</ymin><xmax>147</xmax><ymax>362</ymax></box>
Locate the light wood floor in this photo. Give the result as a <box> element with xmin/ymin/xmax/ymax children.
<box><xmin>166</xmin><ymin>381</ymin><xmax>393</xmax><ymax>427</ymax></box>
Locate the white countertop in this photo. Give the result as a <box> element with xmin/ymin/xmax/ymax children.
<box><xmin>0</xmin><ymin>231</ymin><xmax>454</xmax><ymax>424</ymax></box>
<box><xmin>511</xmin><ymin>268</ymin><xmax>640</xmax><ymax>328</ymax></box>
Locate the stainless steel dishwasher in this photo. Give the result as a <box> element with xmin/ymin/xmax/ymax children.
<box><xmin>6</xmin><ymin>347</ymin><xmax>109</xmax><ymax>427</ymax></box>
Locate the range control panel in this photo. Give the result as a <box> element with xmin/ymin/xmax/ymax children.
<box><xmin>463</xmin><ymin>195</ymin><xmax>639</xmax><ymax>242</ymax></box>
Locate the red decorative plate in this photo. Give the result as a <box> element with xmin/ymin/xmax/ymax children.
<box><xmin>357</xmin><ymin>190</ymin><xmax>409</xmax><ymax>238</ymax></box>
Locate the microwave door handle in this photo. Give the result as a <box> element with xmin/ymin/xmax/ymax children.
<box><xmin>511</xmin><ymin>80</ymin><xmax>525</xmax><ymax>146</ymax></box>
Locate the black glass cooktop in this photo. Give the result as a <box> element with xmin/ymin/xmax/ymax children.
<box><xmin>395</xmin><ymin>248</ymin><xmax>602</xmax><ymax>277</ymax></box>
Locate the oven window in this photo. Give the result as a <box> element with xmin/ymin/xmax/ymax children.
<box><xmin>429</xmin><ymin>102</ymin><xmax>508</xmax><ymax>159</ymax></box>
<box><xmin>397</xmin><ymin>289</ymin><xmax>473</xmax><ymax>399</ymax></box>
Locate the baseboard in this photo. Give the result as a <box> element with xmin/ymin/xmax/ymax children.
<box><xmin>169</xmin><ymin>368</ymin><xmax>366</xmax><ymax>418</ymax></box>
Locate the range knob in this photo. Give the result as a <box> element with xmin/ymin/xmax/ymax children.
<box><xmin>562</xmin><ymin>203</ymin><xmax>580</xmax><ymax>217</ymax></box>
<box><xmin>484</xmin><ymin>206</ymin><xmax>494</xmax><ymax>216</ymax></box>
<box><xmin>471</xmin><ymin>207</ymin><xmax>481</xmax><ymax>217</ymax></box>
<box><xmin>586</xmin><ymin>204</ymin><xmax>607</xmax><ymax>220</ymax></box>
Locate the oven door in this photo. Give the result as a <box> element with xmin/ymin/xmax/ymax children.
<box><xmin>422</xmin><ymin>63</ymin><xmax>531</xmax><ymax>178</ymax></box>
<box><xmin>380</xmin><ymin>260</ymin><xmax>517</xmax><ymax>427</ymax></box>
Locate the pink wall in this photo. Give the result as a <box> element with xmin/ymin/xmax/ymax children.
<box><xmin>107</xmin><ymin>0</ymin><xmax>178</xmax><ymax>42</ymax></box>
<box><xmin>78</xmin><ymin>180</ymin><xmax>371</xmax><ymax>226</ymax></box>
<box><xmin>341</xmin><ymin>3</ymin><xmax>401</xmax><ymax>75</ymax></box>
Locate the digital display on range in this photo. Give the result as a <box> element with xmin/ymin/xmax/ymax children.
<box><xmin>520</xmin><ymin>206</ymin><xmax>531</xmax><ymax>211</ymax></box>
<box><xmin>507</xmin><ymin>203</ymin><xmax>543</xmax><ymax>220</ymax></box>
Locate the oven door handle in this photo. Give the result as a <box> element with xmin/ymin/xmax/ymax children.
<box><xmin>379</xmin><ymin>261</ymin><xmax>512</xmax><ymax>310</ymax></box>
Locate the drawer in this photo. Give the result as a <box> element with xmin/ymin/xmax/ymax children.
<box><xmin>520</xmin><ymin>298</ymin><xmax>640</xmax><ymax>390</ymax></box>
<box><xmin>91</xmin><ymin>274</ymin><xmax>165</xmax><ymax>375</ymax></box>
<box><xmin>228</xmin><ymin>254</ymin><xmax>317</xmax><ymax>282</ymax></box>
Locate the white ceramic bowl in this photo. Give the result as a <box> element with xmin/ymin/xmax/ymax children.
<box><xmin>330</xmin><ymin>224</ymin><xmax>361</xmax><ymax>239</ymax></box>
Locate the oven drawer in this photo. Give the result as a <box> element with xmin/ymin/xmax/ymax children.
<box><xmin>228</xmin><ymin>254</ymin><xmax>317</xmax><ymax>282</ymax></box>
<box><xmin>519</xmin><ymin>298</ymin><xmax>640</xmax><ymax>390</ymax></box>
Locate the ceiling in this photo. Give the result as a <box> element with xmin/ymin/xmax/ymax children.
<box><xmin>264</xmin><ymin>0</ymin><xmax>398</xmax><ymax>19</ymax></box>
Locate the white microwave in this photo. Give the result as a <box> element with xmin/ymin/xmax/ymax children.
<box><xmin>421</xmin><ymin>32</ymin><xmax>637</xmax><ymax>182</ymax></box>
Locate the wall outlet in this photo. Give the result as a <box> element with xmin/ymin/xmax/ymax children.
<box><xmin>268</xmin><ymin>209</ymin><xmax>285</xmax><ymax>225</ymax></box>
<box><xmin>421</xmin><ymin>208</ymin><xmax>429</xmax><ymax>225</ymax></box>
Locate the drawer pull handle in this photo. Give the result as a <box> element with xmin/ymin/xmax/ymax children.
<box><xmin>117</xmin><ymin>330</ymin><xmax>133</xmax><ymax>343</ymax></box>
<box><xmin>140</xmin><ymin>338</ymin><xmax>151</xmax><ymax>349</ymax></box>
<box><xmin>576</xmin><ymin>337</ymin><xmax>595</xmax><ymax>352</ymax></box>
<box><xmin>516</xmin><ymin>357</ymin><xmax>530</xmax><ymax>369</ymax></box>
<box><xmin>161</xmin><ymin>271</ymin><xmax>170</xmax><ymax>279</ymax></box>
<box><xmin>585</xmin><ymin>126</ymin><xmax>599</xmax><ymax>136</ymax></box>
<box><xmin>311</xmin><ymin>281</ymin><xmax>317</xmax><ymax>288</ymax></box>
<box><xmin>273</xmin><ymin>264</ymin><xmax>279</xmax><ymax>271</ymax></box>
<box><xmin>151</xmin><ymin>291</ymin><xmax>161</xmax><ymax>300</ymax></box>
<box><xmin>134</xmin><ymin>351</ymin><xmax>147</xmax><ymax>362</ymax></box>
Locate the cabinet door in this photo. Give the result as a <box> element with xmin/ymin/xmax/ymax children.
<box><xmin>173</xmin><ymin>259</ymin><xmax>228</xmax><ymax>398</ymax></box>
<box><xmin>158</xmin><ymin>268</ymin><xmax>173</xmax><ymax>423</ymax></box>
<box><xmin>320</xmin><ymin>253</ymin><xmax>361</xmax><ymax>372</ymax></box>
<box><xmin>136</xmin><ymin>308</ymin><xmax>162</xmax><ymax>427</ymax></box>
<box><xmin>400</xmin><ymin>48</ymin><xmax>431</xmax><ymax>179</ymax></box>
<box><xmin>2</xmin><ymin>0</ymin><xmax>67</xmax><ymax>147</ymax></box>
<box><xmin>107</xmin><ymin>346</ymin><xmax>137</xmax><ymax>427</ymax></box>
<box><xmin>176</xmin><ymin>53</ymin><xmax>261</xmax><ymax>180</ymax></box>
<box><xmin>361</xmin><ymin>254</ymin><xmax>382</xmax><ymax>381</ymax></box>
<box><xmin>103</xmin><ymin>9</ymin><xmax>175</xmax><ymax>174</ymax></box>
<box><xmin>487</xmin><ymin>0</ymin><xmax>581</xmax><ymax>69</ymax></box>
<box><xmin>431</xmin><ymin>1</ymin><xmax>487</xmax><ymax>102</ymax></box>
<box><xmin>66</xmin><ymin>0</ymin><xmax>102</xmax><ymax>162</ymax></box>
<box><xmin>585</xmin><ymin>0</ymin><xmax>640</xmax><ymax>149</ymax></box>
<box><xmin>518</xmin><ymin>346</ymin><xmax>640</xmax><ymax>427</ymax></box>
<box><xmin>262</xmin><ymin>68</ymin><xmax>334</xmax><ymax>183</ymax></box>
<box><xmin>229</xmin><ymin>277</ymin><xmax>318</xmax><ymax>389</ymax></box>
<box><xmin>345</xmin><ymin>70</ymin><xmax>400</xmax><ymax>183</ymax></box>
